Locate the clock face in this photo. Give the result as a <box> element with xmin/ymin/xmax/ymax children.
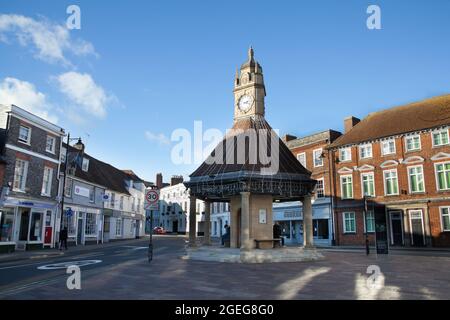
<box><xmin>238</xmin><ymin>94</ymin><xmax>254</xmax><ymax>113</ymax></box>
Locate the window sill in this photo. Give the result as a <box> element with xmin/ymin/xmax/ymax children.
<box><xmin>381</xmin><ymin>153</ymin><xmax>396</xmax><ymax>157</ymax></box>
<box><xmin>384</xmin><ymin>194</ymin><xmax>400</xmax><ymax>197</ymax></box>
<box><xmin>432</xmin><ymin>144</ymin><xmax>450</xmax><ymax>148</ymax></box>
<box><xmin>45</xmin><ymin>150</ymin><xmax>56</xmax><ymax>155</ymax></box>
<box><xmin>18</xmin><ymin>140</ymin><xmax>31</xmax><ymax>146</ymax></box>
<box><xmin>343</xmin><ymin>232</ymin><xmax>356</xmax><ymax>235</ymax></box>
<box><xmin>339</xmin><ymin>159</ymin><xmax>352</xmax><ymax>163</ymax></box>
<box><xmin>12</xmin><ymin>189</ymin><xmax>26</xmax><ymax>193</ymax></box>
<box><xmin>410</xmin><ymin>191</ymin><xmax>426</xmax><ymax>195</ymax></box>
<box><xmin>405</xmin><ymin>149</ymin><xmax>421</xmax><ymax>153</ymax></box>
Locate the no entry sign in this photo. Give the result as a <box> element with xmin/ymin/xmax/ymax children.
<box><xmin>145</xmin><ymin>189</ymin><xmax>159</xmax><ymax>211</ymax></box>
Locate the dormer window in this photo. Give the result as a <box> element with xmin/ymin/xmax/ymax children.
<box><xmin>82</xmin><ymin>158</ymin><xmax>89</xmax><ymax>172</ymax></box>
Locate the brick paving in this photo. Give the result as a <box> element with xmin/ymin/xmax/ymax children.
<box><xmin>3</xmin><ymin>236</ymin><xmax>450</xmax><ymax>300</ymax></box>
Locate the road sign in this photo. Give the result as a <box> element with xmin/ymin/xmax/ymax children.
<box><xmin>144</xmin><ymin>189</ymin><xmax>159</xmax><ymax>211</ymax></box>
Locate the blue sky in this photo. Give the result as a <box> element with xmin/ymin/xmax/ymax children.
<box><xmin>1</xmin><ymin>0</ymin><xmax>450</xmax><ymax>183</ymax></box>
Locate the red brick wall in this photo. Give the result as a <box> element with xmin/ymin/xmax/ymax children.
<box><xmin>332</xmin><ymin>129</ymin><xmax>450</xmax><ymax>247</ymax></box>
<box><xmin>290</xmin><ymin>140</ymin><xmax>333</xmax><ymax>197</ymax></box>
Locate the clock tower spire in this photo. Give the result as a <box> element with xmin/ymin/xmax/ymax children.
<box><xmin>233</xmin><ymin>47</ymin><xmax>266</xmax><ymax>121</ymax></box>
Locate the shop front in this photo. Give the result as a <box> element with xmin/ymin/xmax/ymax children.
<box><xmin>62</xmin><ymin>205</ymin><xmax>102</xmax><ymax>246</ymax></box>
<box><xmin>273</xmin><ymin>200</ymin><xmax>332</xmax><ymax>246</ymax></box>
<box><xmin>1</xmin><ymin>197</ymin><xmax>57</xmax><ymax>251</ymax></box>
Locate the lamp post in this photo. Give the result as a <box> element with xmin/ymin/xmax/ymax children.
<box><xmin>58</xmin><ymin>133</ymin><xmax>83</xmax><ymax>245</ymax></box>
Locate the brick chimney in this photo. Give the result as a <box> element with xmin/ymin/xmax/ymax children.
<box><xmin>282</xmin><ymin>134</ymin><xmax>297</xmax><ymax>143</ymax></box>
<box><xmin>344</xmin><ymin>116</ymin><xmax>360</xmax><ymax>133</ymax></box>
<box><xmin>156</xmin><ymin>173</ymin><xmax>163</xmax><ymax>189</ymax></box>
<box><xmin>170</xmin><ymin>175</ymin><xmax>183</xmax><ymax>186</ymax></box>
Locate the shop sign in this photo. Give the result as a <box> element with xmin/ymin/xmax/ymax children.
<box><xmin>74</xmin><ymin>185</ymin><xmax>90</xmax><ymax>198</ymax></box>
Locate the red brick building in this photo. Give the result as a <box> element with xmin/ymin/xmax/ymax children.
<box><xmin>280</xmin><ymin>130</ymin><xmax>342</xmax><ymax>245</ymax></box>
<box><xmin>328</xmin><ymin>95</ymin><xmax>450</xmax><ymax>247</ymax></box>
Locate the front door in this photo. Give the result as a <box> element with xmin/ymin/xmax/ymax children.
<box><xmin>103</xmin><ymin>216</ymin><xmax>110</xmax><ymax>242</ymax></box>
<box><xmin>77</xmin><ymin>218</ymin><xmax>83</xmax><ymax>245</ymax></box>
<box><xmin>390</xmin><ymin>211</ymin><xmax>403</xmax><ymax>246</ymax></box>
<box><xmin>410</xmin><ymin>210</ymin><xmax>425</xmax><ymax>246</ymax></box>
<box><xmin>135</xmin><ymin>220</ymin><xmax>140</xmax><ymax>238</ymax></box>
<box><xmin>172</xmin><ymin>220</ymin><xmax>178</xmax><ymax>233</ymax></box>
<box><xmin>19</xmin><ymin>209</ymin><xmax>30</xmax><ymax>242</ymax></box>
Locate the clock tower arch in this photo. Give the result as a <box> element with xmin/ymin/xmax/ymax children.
<box><xmin>233</xmin><ymin>47</ymin><xmax>266</xmax><ymax>121</ymax></box>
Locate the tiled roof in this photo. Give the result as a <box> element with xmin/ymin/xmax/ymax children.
<box><xmin>63</xmin><ymin>144</ymin><xmax>131</xmax><ymax>195</ymax></box>
<box><xmin>329</xmin><ymin>94</ymin><xmax>450</xmax><ymax>148</ymax></box>
<box><xmin>122</xmin><ymin>169</ymin><xmax>144</xmax><ymax>182</ymax></box>
<box><xmin>190</xmin><ymin>115</ymin><xmax>311</xmax><ymax>178</ymax></box>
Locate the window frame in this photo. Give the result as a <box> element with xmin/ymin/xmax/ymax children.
<box><xmin>342</xmin><ymin>212</ymin><xmax>356</xmax><ymax>234</ymax></box>
<box><xmin>359</xmin><ymin>144</ymin><xmax>373</xmax><ymax>159</ymax></box>
<box><xmin>13</xmin><ymin>159</ymin><xmax>29</xmax><ymax>192</ymax></box>
<box><xmin>41</xmin><ymin>166</ymin><xmax>53</xmax><ymax>197</ymax></box>
<box><xmin>381</xmin><ymin>138</ymin><xmax>396</xmax><ymax>156</ymax></box>
<box><xmin>297</xmin><ymin>152</ymin><xmax>306</xmax><ymax>168</ymax></box>
<box><xmin>363</xmin><ymin>210</ymin><xmax>375</xmax><ymax>233</ymax></box>
<box><xmin>361</xmin><ymin>172</ymin><xmax>375</xmax><ymax>197</ymax></box>
<box><xmin>435</xmin><ymin>161</ymin><xmax>450</xmax><ymax>191</ymax></box>
<box><xmin>339</xmin><ymin>147</ymin><xmax>352</xmax><ymax>162</ymax></box>
<box><xmin>85</xmin><ymin>212</ymin><xmax>97</xmax><ymax>236</ymax></box>
<box><xmin>313</xmin><ymin>148</ymin><xmax>323</xmax><ymax>167</ymax></box>
<box><xmin>340</xmin><ymin>174</ymin><xmax>353</xmax><ymax>199</ymax></box>
<box><xmin>440</xmin><ymin>207</ymin><xmax>450</xmax><ymax>232</ymax></box>
<box><xmin>45</xmin><ymin>135</ymin><xmax>56</xmax><ymax>154</ymax></box>
<box><xmin>82</xmin><ymin>158</ymin><xmax>90</xmax><ymax>172</ymax></box>
<box><xmin>405</xmin><ymin>134</ymin><xmax>421</xmax><ymax>152</ymax></box>
<box><xmin>383</xmin><ymin>169</ymin><xmax>399</xmax><ymax>196</ymax></box>
<box><xmin>18</xmin><ymin>125</ymin><xmax>31</xmax><ymax>144</ymax></box>
<box><xmin>315</xmin><ymin>178</ymin><xmax>325</xmax><ymax>198</ymax></box>
<box><xmin>432</xmin><ymin>128</ymin><xmax>449</xmax><ymax>147</ymax></box>
<box><xmin>407</xmin><ymin>165</ymin><xmax>425</xmax><ymax>194</ymax></box>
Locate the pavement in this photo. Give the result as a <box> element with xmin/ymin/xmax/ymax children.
<box><xmin>0</xmin><ymin>235</ymin><xmax>449</xmax><ymax>299</ymax></box>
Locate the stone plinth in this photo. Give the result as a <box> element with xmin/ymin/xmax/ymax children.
<box><xmin>182</xmin><ymin>246</ymin><xmax>324</xmax><ymax>264</ymax></box>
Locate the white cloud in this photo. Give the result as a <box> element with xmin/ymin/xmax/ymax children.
<box><xmin>145</xmin><ymin>131</ymin><xmax>171</xmax><ymax>145</ymax></box>
<box><xmin>0</xmin><ymin>77</ymin><xmax>57</xmax><ymax>123</ymax></box>
<box><xmin>0</xmin><ymin>14</ymin><xmax>96</xmax><ymax>65</ymax></box>
<box><xmin>56</xmin><ymin>71</ymin><xmax>110</xmax><ymax>118</ymax></box>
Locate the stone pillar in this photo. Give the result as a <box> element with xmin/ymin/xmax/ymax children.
<box><xmin>230</xmin><ymin>198</ymin><xmax>239</xmax><ymax>248</ymax></box>
<box><xmin>241</xmin><ymin>192</ymin><xmax>251</xmax><ymax>250</ymax></box>
<box><xmin>189</xmin><ymin>195</ymin><xmax>197</xmax><ymax>247</ymax></box>
<box><xmin>303</xmin><ymin>195</ymin><xmax>314</xmax><ymax>248</ymax></box>
<box><xmin>203</xmin><ymin>200</ymin><xmax>211</xmax><ymax>245</ymax></box>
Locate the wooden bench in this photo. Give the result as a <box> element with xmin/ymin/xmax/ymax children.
<box><xmin>254</xmin><ymin>238</ymin><xmax>282</xmax><ymax>249</ymax></box>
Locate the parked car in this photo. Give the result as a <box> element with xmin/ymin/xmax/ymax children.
<box><xmin>153</xmin><ymin>227</ymin><xmax>166</xmax><ymax>234</ymax></box>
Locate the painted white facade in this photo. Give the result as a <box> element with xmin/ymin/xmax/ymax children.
<box><xmin>103</xmin><ymin>179</ymin><xmax>146</xmax><ymax>241</ymax></box>
<box><xmin>159</xmin><ymin>183</ymin><xmax>203</xmax><ymax>234</ymax></box>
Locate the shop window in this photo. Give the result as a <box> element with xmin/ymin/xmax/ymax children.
<box><xmin>29</xmin><ymin>212</ymin><xmax>43</xmax><ymax>241</ymax></box>
<box><xmin>0</xmin><ymin>209</ymin><xmax>15</xmax><ymax>242</ymax></box>
<box><xmin>313</xmin><ymin>219</ymin><xmax>329</xmax><ymax>239</ymax></box>
<box><xmin>115</xmin><ymin>218</ymin><xmax>122</xmax><ymax>236</ymax></box>
<box><xmin>85</xmin><ymin>213</ymin><xmax>97</xmax><ymax>236</ymax></box>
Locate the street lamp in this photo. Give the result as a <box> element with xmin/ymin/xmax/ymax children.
<box><xmin>58</xmin><ymin>133</ymin><xmax>83</xmax><ymax>244</ymax></box>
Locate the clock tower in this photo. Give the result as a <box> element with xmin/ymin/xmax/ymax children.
<box><xmin>233</xmin><ymin>47</ymin><xmax>266</xmax><ymax>121</ymax></box>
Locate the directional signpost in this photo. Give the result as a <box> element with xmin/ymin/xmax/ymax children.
<box><xmin>145</xmin><ymin>189</ymin><xmax>159</xmax><ymax>262</ymax></box>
